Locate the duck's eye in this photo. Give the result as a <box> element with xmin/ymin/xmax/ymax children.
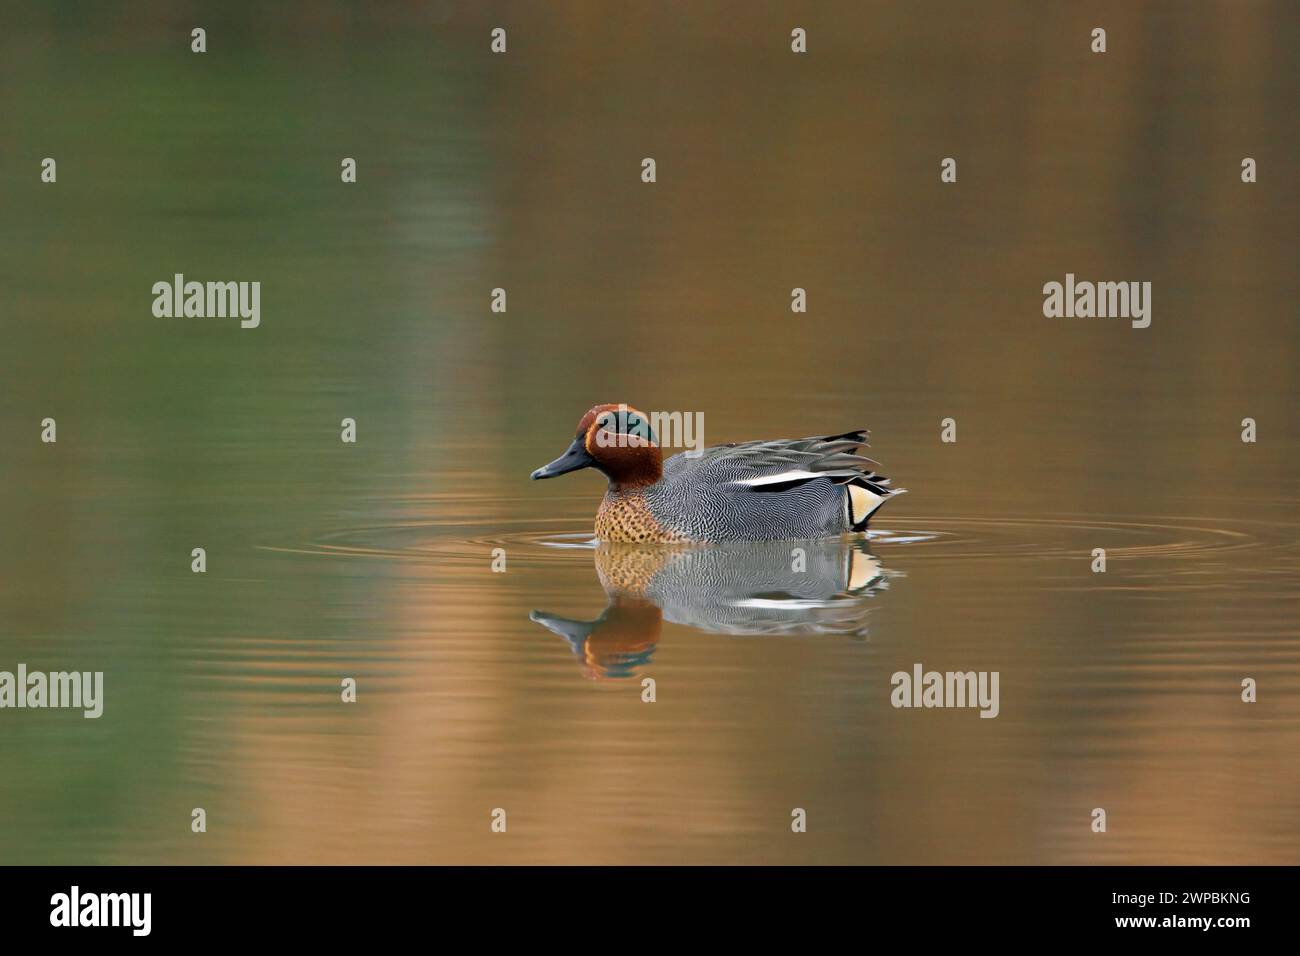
<box><xmin>597</xmin><ymin>414</ymin><xmax>613</xmax><ymax>430</ymax></box>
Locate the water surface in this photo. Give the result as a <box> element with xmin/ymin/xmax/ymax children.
<box><xmin>1</xmin><ymin>2</ymin><xmax>1298</xmax><ymax>865</ymax></box>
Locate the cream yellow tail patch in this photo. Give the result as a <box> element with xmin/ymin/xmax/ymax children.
<box><xmin>848</xmin><ymin>484</ymin><xmax>884</xmax><ymax>525</ymax></box>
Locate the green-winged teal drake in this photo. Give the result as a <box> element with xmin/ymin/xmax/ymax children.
<box><xmin>530</xmin><ymin>403</ymin><xmax>905</xmax><ymax>542</ymax></box>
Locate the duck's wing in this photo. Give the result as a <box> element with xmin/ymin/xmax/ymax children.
<box><xmin>665</xmin><ymin>430</ymin><xmax>894</xmax><ymax>494</ymax></box>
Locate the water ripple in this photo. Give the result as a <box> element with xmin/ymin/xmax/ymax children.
<box><xmin>255</xmin><ymin>512</ymin><xmax>1293</xmax><ymax>567</ymax></box>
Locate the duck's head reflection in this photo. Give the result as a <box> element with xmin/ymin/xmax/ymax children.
<box><xmin>530</xmin><ymin>537</ymin><xmax>893</xmax><ymax>681</ymax></box>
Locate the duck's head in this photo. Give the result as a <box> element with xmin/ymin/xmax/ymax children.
<box><xmin>530</xmin><ymin>403</ymin><xmax>663</xmax><ymax>488</ymax></box>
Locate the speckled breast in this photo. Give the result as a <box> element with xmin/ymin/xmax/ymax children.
<box><xmin>595</xmin><ymin>492</ymin><xmax>685</xmax><ymax>543</ymax></box>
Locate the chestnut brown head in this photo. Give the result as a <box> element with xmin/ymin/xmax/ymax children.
<box><xmin>530</xmin><ymin>403</ymin><xmax>663</xmax><ymax>488</ymax></box>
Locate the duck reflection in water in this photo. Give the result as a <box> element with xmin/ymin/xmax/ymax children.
<box><xmin>530</xmin><ymin>536</ymin><xmax>893</xmax><ymax>680</ymax></box>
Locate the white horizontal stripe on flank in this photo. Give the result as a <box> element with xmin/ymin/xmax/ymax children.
<box><xmin>734</xmin><ymin>597</ymin><xmax>850</xmax><ymax>610</ymax></box>
<box><xmin>733</xmin><ymin>470</ymin><xmax>825</xmax><ymax>486</ymax></box>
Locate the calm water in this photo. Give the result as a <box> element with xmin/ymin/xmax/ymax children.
<box><xmin>2</xmin><ymin>2</ymin><xmax>1298</xmax><ymax>864</ymax></box>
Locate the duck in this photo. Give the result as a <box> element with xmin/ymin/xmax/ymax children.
<box><xmin>530</xmin><ymin>403</ymin><xmax>904</xmax><ymax>542</ymax></box>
